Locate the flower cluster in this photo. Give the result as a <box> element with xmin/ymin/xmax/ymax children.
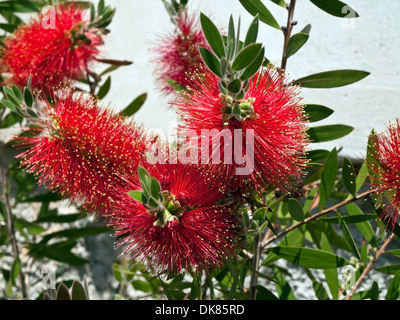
<box><xmin>152</xmin><ymin>9</ymin><xmax>210</xmax><ymax>96</ymax></box>
<box><xmin>1</xmin><ymin>2</ymin><xmax>104</xmax><ymax>90</ymax></box>
<box><xmin>111</xmin><ymin>162</ymin><xmax>242</xmax><ymax>274</ymax></box>
<box><xmin>367</xmin><ymin>119</ymin><xmax>400</xmax><ymax>229</ymax></box>
<box><xmin>13</xmin><ymin>88</ymin><xmax>148</xmax><ymax>214</ymax></box>
<box><xmin>175</xmin><ymin>67</ymin><xmax>309</xmax><ymax>195</ymax></box>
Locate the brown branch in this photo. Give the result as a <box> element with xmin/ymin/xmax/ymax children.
<box><xmin>345</xmin><ymin>232</ymin><xmax>396</xmax><ymax>300</ymax></box>
<box><xmin>280</xmin><ymin>0</ymin><xmax>297</xmax><ymax>72</ymax></box>
<box><xmin>0</xmin><ymin>152</ymin><xmax>28</xmax><ymax>298</ymax></box>
<box><xmin>261</xmin><ymin>188</ymin><xmax>377</xmax><ymax>249</ymax></box>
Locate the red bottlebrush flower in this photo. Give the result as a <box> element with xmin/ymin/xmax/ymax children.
<box><xmin>12</xmin><ymin>88</ymin><xmax>148</xmax><ymax>214</ymax></box>
<box><xmin>175</xmin><ymin>67</ymin><xmax>309</xmax><ymax>194</ymax></box>
<box><xmin>1</xmin><ymin>2</ymin><xmax>104</xmax><ymax>90</ymax></box>
<box><xmin>367</xmin><ymin>119</ymin><xmax>400</xmax><ymax>230</ymax></box>
<box><xmin>111</xmin><ymin>162</ymin><xmax>242</xmax><ymax>275</ymax></box>
<box><xmin>152</xmin><ymin>9</ymin><xmax>210</xmax><ymax>96</ymax></box>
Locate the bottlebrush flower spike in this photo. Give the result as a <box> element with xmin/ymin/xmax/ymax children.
<box><xmin>1</xmin><ymin>2</ymin><xmax>107</xmax><ymax>90</ymax></box>
<box><xmin>175</xmin><ymin>67</ymin><xmax>309</xmax><ymax>195</ymax></box>
<box><xmin>12</xmin><ymin>87</ymin><xmax>148</xmax><ymax>214</ymax></box>
<box><xmin>111</xmin><ymin>162</ymin><xmax>242</xmax><ymax>275</ymax></box>
<box><xmin>367</xmin><ymin>119</ymin><xmax>400</xmax><ymax>230</ymax></box>
<box><xmin>151</xmin><ymin>9</ymin><xmax>211</xmax><ymax>96</ymax></box>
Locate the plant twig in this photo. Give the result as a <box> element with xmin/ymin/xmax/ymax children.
<box><xmin>345</xmin><ymin>232</ymin><xmax>396</xmax><ymax>300</ymax></box>
<box><xmin>0</xmin><ymin>152</ymin><xmax>28</xmax><ymax>298</ymax></box>
<box><xmin>248</xmin><ymin>232</ymin><xmax>262</xmax><ymax>300</ymax></box>
<box><xmin>261</xmin><ymin>188</ymin><xmax>377</xmax><ymax>248</ymax></box>
<box><xmin>280</xmin><ymin>0</ymin><xmax>297</xmax><ymax>72</ymax></box>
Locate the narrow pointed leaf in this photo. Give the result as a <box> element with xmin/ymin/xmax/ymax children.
<box><xmin>267</xmin><ymin>246</ymin><xmax>350</xmax><ymax>269</ymax></box>
<box><xmin>288</xmin><ymin>198</ymin><xmax>305</xmax><ymax>221</ymax></box>
<box><xmin>56</xmin><ymin>283</ymin><xmax>71</xmax><ymax>300</ymax></box>
<box><xmin>97</xmin><ymin>76</ymin><xmax>111</xmax><ymax>100</ymax></box>
<box><xmin>244</xmin><ymin>15</ymin><xmax>259</xmax><ymax>46</ymax></box>
<box><xmin>304</xmin><ymin>104</ymin><xmax>334</xmax><ymax>123</ymax></box>
<box><xmin>239</xmin><ymin>0</ymin><xmax>280</xmax><ymax>30</ymax></box>
<box><xmin>342</xmin><ymin>157</ymin><xmax>356</xmax><ymax>196</ymax></box>
<box><xmin>23</xmin><ymin>88</ymin><xmax>33</xmax><ymax>108</ymax></box>
<box><xmin>385</xmin><ymin>271</ymin><xmax>400</xmax><ymax>300</ymax></box>
<box><xmin>240</xmin><ymin>46</ymin><xmax>265</xmax><ymax>81</ymax></box>
<box><xmin>71</xmin><ymin>280</ymin><xmax>87</xmax><ymax>300</ymax></box>
<box><xmin>319</xmin><ymin>148</ymin><xmax>338</xmax><ymax>208</ymax></box>
<box><xmin>308</xmin><ymin>124</ymin><xmax>354</xmax><ymax>142</ymax></box>
<box><xmin>199</xmin><ymin>47</ymin><xmax>222</xmax><ymax>78</ymax></box>
<box><xmin>286</xmin><ymin>33</ymin><xmax>309</xmax><ymax>59</ymax></box>
<box><xmin>120</xmin><ymin>93</ymin><xmax>147</xmax><ymax>117</ymax></box>
<box><xmin>336</xmin><ymin>210</ymin><xmax>361</xmax><ymax>259</ymax></box>
<box><xmin>231</xmin><ymin>43</ymin><xmax>263</xmax><ymax>71</ymax></box>
<box><xmin>293</xmin><ymin>69</ymin><xmax>370</xmax><ymax>88</ymax></box>
<box><xmin>309</xmin><ymin>0</ymin><xmax>359</xmax><ymax>18</ymax></box>
<box><xmin>200</xmin><ymin>12</ymin><xmax>225</xmax><ymax>58</ymax></box>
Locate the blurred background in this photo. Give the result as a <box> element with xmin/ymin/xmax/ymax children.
<box><xmin>86</xmin><ymin>0</ymin><xmax>400</xmax><ymax>160</ymax></box>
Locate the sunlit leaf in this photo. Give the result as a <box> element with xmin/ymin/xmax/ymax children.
<box><xmin>267</xmin><ymin>246</ymin><xmax>350</xmax><ymax>269</ymax></box>
<box><xmin>293</xmin><ymin>70</ymin><xmax>370</xmax><ymax>88</ymax></box>
<box><xmin>309</xmin><ymin>0</ymin><xmax>359</xmax><ymax>18</ymax></box>
<box><xmin>239</xmin><ymin>0</ymin><xmax>280</xmax><ymax>30</ymax></box>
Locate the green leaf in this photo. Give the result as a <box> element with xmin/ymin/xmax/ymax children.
<box><xmin>321</xmin><ymin>233</ymin><xmax>339</xmax><ymax>299</ymax></box>
<box><xmin>386</xmin><ymin>249</ymin><xmax>400</xmax><ymax>258</ymax></box>
<box><xmin>128</xmin><ymin>190</ymin><xmax>147</xmax><ymax>204</ymax></box>
<box><xmin>240</xmin><ymin>46</ymin><xmax>265</xmax><ymax>81</ymax></box>
<box><xmin>288</xmin><ymin>198</ymin><xmax>305</xmax><ymax>221</ymax></box>
<box><xmin>200</xmin><ymin>12</ymin><xmax>225</xmax><ymax>58</ymax></box>
<box><xmin>120</xmin><ymin>93</ymin><xmax>147</xmax><ymax>117</ymax></box>
<box><xmin>199</xmin><ymin>47</ymin><xmax>222</xmax><ymax>78</ymax></box>
<box><xmin>56</xmin><ymin>283</ymin><xmax>71</xmax><ymax>300</ymax></box>
<box><xmin>11</xmin><ymin>85</ymin><xmax>23</xmax><ymax>103</ymax></box>
<box><xmin>345</xmin><ymin>203</ymin><xmax>377</xmax><ymax>248</ymax></box>
<box><xmin>263</xmin><ymin>227</ymin><xmax>305</xmax><ymax>265</ymax></box>
<box><xmin>319</xmin><ymin>148</ymin><xmax>338</xmax><ymax>209</ymax></box>
<box><xmin>308</xmin><ymin>124</ymin><xmax>354</xmax><ymax>143</ymax></box>
<box><xmin>23</xmin><ymin>88</ymin><xmax>33</xmax><ymax>108</ymax></box>
<box><xmin>150</xmin><ymin>177</ymin><xmax>161</xmax><ymax>199</ymax></box>
<box><xmin>0</xmin><ymin>1</ymin><xmax>42</xmax><ymax>13</ymax></box>
<box><xmin>256</xmin><ymin>285</ymin><xmax>279</xmax><ymax>300</ymax></box>
<box><xmin>309</xmin><ymin>0</ymin><xmax>359</xmax><ymax>18</ymax></box>
<box><xmin>0</xmin><ymin>112</ymin><xmax>22</xmax><ymax>128</ymax></box>
<box><xmin>273</xmin><ymin>267</ymin><xmax>296</xmax><ymax>300</ymax></box>
<box><xmin>0</xmin><ymin>23</ymin><xmax>18</xmax><ymax>33</ymax></box>
<box><xmin>97</xmin><ymin>76</ymin><xmax>111</xmax><ymax>100</ymax></box>
<box><xmin>244</xmin><ymin>15</ymin><xmax>259</xmax><ymax>47</ymax></box>
<box><xmin>375</xmin><ymin>264</ymin><xmax>400</xmax><ymax>275</ymax></box>
<box><xmin>41</xmin><ymin>226</ymin><xmax>110</xmax><ymax>244</ymax></box>
<box><xmin>4</xmin><ymin>86</ymin><xmax>20</xmax><ymax>106</ymax></box>
<box><xmin>293</xmin><ymin>69</ymin><xmax>370</xmax><ymax>88</ymax></box>
<box><xmin>342</xmin><ymin>157</ymin><xmax>356</xmax><ymax>196</ymax></box>
<box><xmin>231</xmin><ymin>43</ymin><xmax>263</xmax><ymax>71</ymax></box>
<box><xmin>1</xmin><ymin>98</ymin><xmax>16</xmax><ymax>112</ymax></box>
<box><xmin>71</xmin><ymin>280</ymin><xmax>87</xmax><ymax>300</ymax></box>
<box><xmin>239</xmin><ymin>0</ymin><xmax>280</xmax><ymax>30</ymax></box>
<box><xmin>227</xmin><ymin>79</ymin><xmax>242</xmax><ymax>94</ymax></box>
<box><xmin>386</xmin><ymin>271</ymin><xmax>400</xmax><ymax>300</ymax></box>
<box><xmin>270</xmin><ymin>0</ymin><xmax>286</xmax><ymax>8</ymax></box>
<box><xmin>268</xmin><ymin>246</ymin><xmax>350</xmax><ymax>269</ymax></box>
<box><xmin>336</xmin><ymin>210</ymin><xmax>361</xmax><ymax>259</ymax></box>
<box><xmin>322</xmin><ymin>213</ymin><xmax>377</xmax><ymax>224</ymax></box>
<box><xmin>304</xmin><ymin>104</ymin><xmax>334</xmax><ymax>123</ymax></box>
<box><xmin>286</xmin><ymin>33</ymin><xmax>309</xmax><ymax>59</ymax></box>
